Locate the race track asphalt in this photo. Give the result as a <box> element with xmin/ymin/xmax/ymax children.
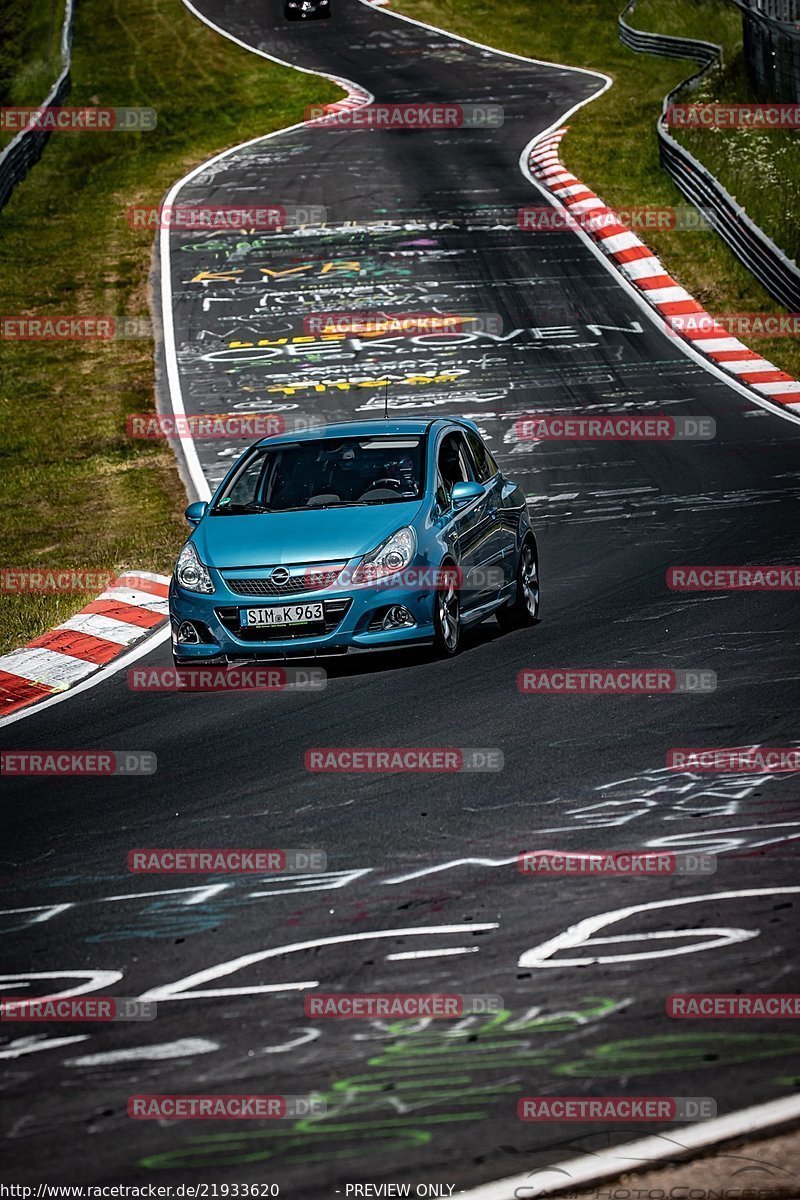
<box><xmin>2</xmin><ymin>0</ymin><xmax>799</xmax><ymax>1191</ymax></box>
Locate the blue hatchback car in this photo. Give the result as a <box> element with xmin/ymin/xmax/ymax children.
<box><xmin>169</xmin><ymin>417</ymin><xmax>539</xmax><ymax>664</ymax></box>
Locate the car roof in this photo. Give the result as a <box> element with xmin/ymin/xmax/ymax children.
<box><xmin>255</xmin><ymin>416</ymin><xmax>480</xmax><ymax>447</ymax></box>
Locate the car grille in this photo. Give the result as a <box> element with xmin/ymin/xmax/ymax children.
<box><xmin>217</xmin><ymin>598</ymin><xmax>352</xmax><ymax>641</ymax></box>
<box><xmin>222</xmin><ymin>565</ymin><xmax>344</xmax><ymax>598</ymax></box>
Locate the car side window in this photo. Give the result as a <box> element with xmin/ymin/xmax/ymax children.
<box><xmin>437</xmin><ymin>432</ymin><xmax>474</xmax><ymax>505</ymax></box>
<box><xmin>227</xmin><ymin>451</ymin><xmax>268</xmax><ymax>506</ymax></box>
<box><xmin>465</xmin><ymin>430</ymin><xmax>498</xmax><ymax>483</ymax></box>
<box><xmin>435</xmin><ymin>471</ymin><xmax>449</xmax><ymax>511</ymax></box>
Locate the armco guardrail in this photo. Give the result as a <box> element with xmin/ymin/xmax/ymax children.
<box><xmin>619</xmin><ymin>0</ymin><xmax>800</xmax><ymax>311</ymax></box>
<box><xmin>729</xmin><ymin>0</ymin><xmax>800</xmax><ymax>102</ymax></box>
<box><xmin>0</xmin><ymin>0</ymin><xmax>75</xmax><ymax>213</ymax></box>
<box><xmin>618</xmin><ymin>8</ymin><xmax>720</xmax><ymax>67</ymax></box>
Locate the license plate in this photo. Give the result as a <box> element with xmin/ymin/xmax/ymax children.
<box><xmin>241</xmin><ymin>603</ymin><xmax>324</xmax><ymax>628</ymax></box>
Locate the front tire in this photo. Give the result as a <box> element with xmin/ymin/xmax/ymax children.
<box><xmin>496</xmin><ymin>539</ymin><xmax>539</xmax><ymax>631</ymax></box>
<box><xmin>432</xmin><ymin>562</ymin><xmax>462</xmax><ymax>657</ymax></box>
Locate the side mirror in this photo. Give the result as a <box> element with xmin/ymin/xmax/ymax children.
<box><xmin>184</xmin><ymin>501</ymin><xmax>208</xmax><ymax>526</ymax></box>
<box><xmin>451</xmin><ymin>480</ymin><xmax>484</xmax><ymax>510</ymax></box>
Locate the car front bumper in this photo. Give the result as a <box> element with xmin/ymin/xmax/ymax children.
<box><xmin>169</xmin><ymin>576</ymin><xmax>437</xmax><ymax>662</ymax></box>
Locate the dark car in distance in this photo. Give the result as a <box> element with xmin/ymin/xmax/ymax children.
<box><xmin>284</xmin><ymin>0</ymin><xmax>330</xmax><ymax>19</ymax></box>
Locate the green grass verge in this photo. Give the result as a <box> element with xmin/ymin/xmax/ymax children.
<box><xmin>390</xmin><ymin>0</ymin><xmax>800</xmax><ymax>380</ymax></box>
<box><xmin>0</xmin><ymin>0</ymin><xmax>66</xmax><ymax>125</ymax></box>
<box><xmin>0</xmin><ymin>0</ymin><xmax>339</xmax><ymax>655</ymax></box>
<box><xmin>633</xmin><ymin>0</ymin><xmax>800</xmax><ymax>266</ymax></box>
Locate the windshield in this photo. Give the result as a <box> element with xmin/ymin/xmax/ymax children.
<box><xmin>212</xmin><ymin>436</ymin><xmax>426</xmax><ymax>514</ymax></box>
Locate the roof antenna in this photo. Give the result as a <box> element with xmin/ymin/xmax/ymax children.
<box><xmin>384</xmin><ymin>377</ymin><xmax>389</xmax><ymax>420</ymax></box>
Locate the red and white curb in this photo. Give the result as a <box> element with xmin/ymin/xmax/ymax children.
<box><xmin>319</xmin><ymin>81</ymin><xmax>372</xmax><ymax>114</ymax></box>
<box><xmin>0</xmin><ymin>572</ymin><xmax>170</xmax><ymax>717</ymax></box>
<box><xmin>528</xmin><ymin>127</ymin><xmax>800</xmax><ymax>410</ymax></box>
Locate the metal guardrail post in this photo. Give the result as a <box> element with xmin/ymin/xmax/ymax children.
<box><xmin>618</xmin><ymin>0</ymin><xmax>800</xmax><ymax>309</ymax></box>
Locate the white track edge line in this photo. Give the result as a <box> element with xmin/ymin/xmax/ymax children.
<box><xmin>519</xmin><ymin>131</ymin><xmax>800</xmax><ymax>428</ymax></box>
<box><xmin>160</xmin><ymin>12</ymin><xmax>800</xmax><ymax>1194</ymax></box>
<box><xmin>165</xmin><ymin>0</ymin><xmax>612</xmax><ymax>504</ymax></box>
<box><xmin>162</xmin><ymin>0</ymin><xmax>377</xmax><ymax>503</ymax></box>
<box><xmin>348</xmin><ymin>11</ymin><xmax>800</xmax><ymax>1195</ymax></box>
<box><xmin>4</xmin><ymin>13</ymin><xmax>799</xmax><ymax>1187</ymax></box>
<box><xmin>0</xmin><ymin>622</ymin><xmax>172</xmax><ymax>729</ymax></box>
<box><xmin>354</xmin><ymin>0</ymin><xmax>612</xmax><ymax>85</ymax></box>
<box><xmin>1</xmin><ymin>11</ymin><xmax>377</xmax><ymax>726</ymax></box>
<box><xmin>458</xmin><ymin>1092</ymin><xmax>800</xmax><ymax>1200</ymax></box>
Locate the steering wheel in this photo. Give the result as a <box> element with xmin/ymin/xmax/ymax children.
<box><xmin>370</xmin><ymin>477</ymin><xmax>404</xmax><ymax>491</ymax></box>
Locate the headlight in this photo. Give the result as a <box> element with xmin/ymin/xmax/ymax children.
<box><xmin>175</xmin><ymin>543</ymin><xmax>214</xmax><ymax>593</ymax></box>
<box><xmin>352</xmin><ymin>526</ymin><xmax>416</xmax><ymax>584</ymax></box>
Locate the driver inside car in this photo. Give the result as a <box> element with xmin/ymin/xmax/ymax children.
<box><xmin>379</xmin><ymin>455</ymin><xmax>419</xmax><ymax>497</ymax></box>
<box><xmin>325</xmin><ymin>446</ymin><xmax>367</xmax><ymax>501</ymax></box>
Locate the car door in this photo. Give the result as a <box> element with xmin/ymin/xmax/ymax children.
<box><xmin>463</xmin><ymin>429</ymin><xmax>517</xmax><ymax>589</ymax></box>
<box><xmin>436</xmin><ymin>429</ymin><xmax>494</xmax><ymax>613</ymax></box>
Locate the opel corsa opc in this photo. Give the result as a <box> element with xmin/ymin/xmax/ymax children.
<box><xmin>169</xmin><ymin>418</ymin><xmax>539</xmax><ymax>664</ymax></box>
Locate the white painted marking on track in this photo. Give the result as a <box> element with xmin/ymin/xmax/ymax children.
<box><xmin>139</xmin><ymin>924</ymin><xmax>498</xmax><ymax>1001</ymax></box>
<box><xmin>385</xmin><ymin>947</ymin><xmax>479</xmax><ymax>959</ymax></box>
<box><xmin>0</xmin><ymin>1035</ymin><xmax>90</xmax><ymax>1060</ymax></box>
<box><xmin>0</xmin><ymin>903</ymin><xmax>74</xmax><ymax>925</ymax></box>
<box><xmin>0</xmin><ymin>970</ymin><xmax>123</xmax><ymax>1000</ymax></box>
<box><xmin>383</xmin><ymin>856</ymin><xmax>517</xmax><ymax>884</ymax></box>
<box><xmin>66</xmin><ymin>1037</ymin><xmax>219</xmax><ymax>1066</ymax></box>
<box><xmin>261</xmin><ymin>1028</ymin><xmax>321</xmax><ymax>1053</ymax></box>
<box><xmin>518</xmin><ymin>886</ymin><xmax>800</xmax><ymax>968</ymax></box>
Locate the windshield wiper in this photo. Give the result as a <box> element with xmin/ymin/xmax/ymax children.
<box><xmin>359</xmin><ymin>497</ymin><xmax>414</xmax><ymax>505</ymax></box>
<box><xmin>213</xmin><ymin>501</ymin><xmax>271</xmax><ymax>515</ymax></box>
